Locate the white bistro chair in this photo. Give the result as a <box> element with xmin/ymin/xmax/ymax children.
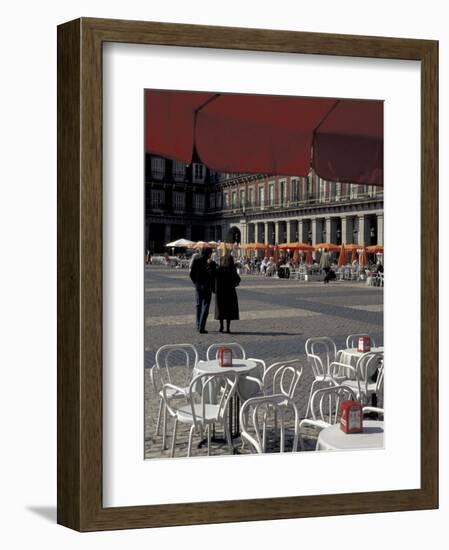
<box><xmin>304</xmin><ymin>336</ymin><xmax>344</xmax><ymax>418</ymax></box>
<box><xmin>331</xmin><ymin>352</ymin><xmax>384</xmax><ymax>405</ymax></box>
<box><xmin>150</xmin><ymin>343</ymin><xmax>199</xmax><ymax>449</ymax></box>
<box><xmin>240</xmin><ymin>395</ymin><xmax>300</xmax><ymax>453</ymax></box>
<box><xmin>240</xmin><ymin>359</ymin><xmax>304</xmax><ymax>445</ymax></box>
<box><xmin>299</xmin><ymin>385</ymin><xmax>357</xmax><ymax>450</ymax></box>
<box><xmin>162</xmin><ymin>372</ymin><xmax>238</xmax><ymax>457</ymax></box>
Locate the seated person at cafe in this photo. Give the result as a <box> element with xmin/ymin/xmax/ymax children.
<box><xmin>323</xmin><ymin>267</ymin><xmax>337</xmax><ymax>284</ymax></box>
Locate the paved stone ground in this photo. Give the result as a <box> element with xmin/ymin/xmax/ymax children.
<box><xmin>144</xmin><ymin>266</ymin><xmax>384</xmax><ymax>459</ymax></box>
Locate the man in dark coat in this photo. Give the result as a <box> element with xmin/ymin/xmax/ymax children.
<box><xmin>189</xmin><ymin>247</ymin><xmax>216</xmax><ymax>333</ymax></box>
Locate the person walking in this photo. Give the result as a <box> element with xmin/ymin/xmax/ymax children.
<box><xmin>214</xmin><ymin>254</ymin><xmax>240</xmax><ymax>333</ymax></box>
<box><xmin>189</xmin><ymin>247</ymin><xmax>216</xmax><ymax>333</ymax></box>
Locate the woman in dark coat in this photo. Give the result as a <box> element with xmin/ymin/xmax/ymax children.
<box><xmin>214</xmin><ymin>254</ymin><xmax>240</xmax><ymax>333</ymax></box>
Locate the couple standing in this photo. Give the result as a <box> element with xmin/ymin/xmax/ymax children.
<box><xmin>189</xmin><ymin>248</ymin><xmax>240</xmax><ymax>334</ymax></box>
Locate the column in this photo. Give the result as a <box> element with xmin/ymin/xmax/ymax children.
<box><xmin>358</xmin><ymin>215</ymin><xmax>366</xmax><ymax>245</ymax></box>
<box><xmin>377</xmin><ymin>214</ymin><xmax>384</xmax><ymax>245</ymax></box>
<box><xmin>286</xmin><ymin>220</ymin><xmax>292</xmax><ymax>243</ymax></box>
<box><xmin>325</xmin><ymin>217</ymin><xmax>332</xmax><ymax>243</ymax></box>
<box><xmin>311</xmin><ymin>218</ymin><xmax>318</xmax><ymax>246</ymax></box>
<box><xmin>164</xmin><ymin>223</ymin><xmax>171</xmax><ymax>245</ymax></box>
<box><xmin>241</xmin><ymin>222</ymin><xmax>248</xmax><ymax>245</ymax></box>
<box><xmin>341</xmin><ymin>216</ymin><xmax>348</xmax><ymax>244</ymax></box>
<box><xmin>274</xmin><ymin>221</ymin><xmax>280</xmax><ymax>245</ymax></box>
<box><xmin>264</xmin><ymin>222</ymin><xmax>269</xmax><ymax>244</ymax></box>
<box><xmin>254</xmin><ymin>222</ymin><xmax>259</xmax><ymax>244</ymax></box>
<box><xmin>298</xmin><ymin>220</ymin><xmax>304</xmax><ymax>243</ymax></box>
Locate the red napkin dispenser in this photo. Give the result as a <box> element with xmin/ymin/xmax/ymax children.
<box><xmin>340</xmin><ymin>400</ymin><xmax>363</xmax><ymax>433</ymax></box>
<box><xmin>358</xmin><ymin>336</ymin><xmax>371</xmax><ymax>352</ymax></box>
<box><xmin>217</xmin><ymin>347</ymin><xmax>233</xmax><ymax>367</ymax></box>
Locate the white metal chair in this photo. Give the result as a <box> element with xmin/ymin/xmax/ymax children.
<box><xmin>345</xmin><ymin>333</ymin><xmax>377</xmax><ymax>349</ymax></box>
<box><xmin>299</xmin><ymin>385</ymin><xmax>357</xmax><ymax>449</ymax></box>
<box><xmin>378</xmin><ymin>272</ymin><xmax>384</xmax><ymax>287</ymax></box>
<box><xmin>240</xmin><ymin>395</ymin><xmax>300</xmax><ymax>453</ymax></box>
<box><xmin>331</xmin><ymin>352</ymin><xmax>384</xmax><ymax>405</ymax></box>
<box><xmin>261</xmin><ymin>359</ymin><xmax>304</xmax><ymax>398</ymax></box>
<box><xmin>162</xmin><ymin>372</ymin><xmax>238</xmax><ymax>457</ymax></box>
<box><xmin>150</xmin><ymin>344</ymin><xmax>199</xmax><ymax>449</ymax></box>
<box><xmin>304</xmin><ymin>337</ymin><xmax>344</xmax><ymax>418</ymax></box>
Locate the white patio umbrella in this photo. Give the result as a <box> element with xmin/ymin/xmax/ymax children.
<box><xmin>165</xmin><ymin>238</ymin><xmax>194</xmax><ymax>248</ymax></box>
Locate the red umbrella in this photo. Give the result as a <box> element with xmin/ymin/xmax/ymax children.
<box><xmin>145</xmin><ymin>91</ymin><xmax>383</xmax><ymax>185</ymax></box>
<box><xmin>359</xmin><ymin>247</ymin><xmax>368</xmax><ymax>267</ymax></box>
<box><xmin>305</xmin><ymin>250</ymin><xmax>313</xmax><ymax>265</ymax></box>
<box><xmin>337</xmin><ymin>244</ymin><xmax>346</xmax><ymax>267</ymax></box>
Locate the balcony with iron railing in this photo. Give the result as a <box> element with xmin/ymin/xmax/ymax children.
<box><xmin>218</xmin><ymin>190</ymin><xmax>383</xmax><ymax>216</ymax></box>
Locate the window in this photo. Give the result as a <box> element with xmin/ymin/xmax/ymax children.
<box><xmin>291</xmin><ymin>178</ymin><xmax>298</xmax><ymax>202</ymax></box>
<box><xmin>268</xmin><ymin>183</ymin><xmax>275</xmax><ymax>206</ymax></box>
<box><xmin>193</xmin><ymin>163</ymin><xmax>205</xmax><ymax>183</ymax></box>
<box><xmin>279</xmin><ymin>180</ymin><xmax>287</xmax><ymax>205</ymax></box>
<box><xmin>209</xmin><ymin>170</ymin><xmax>219</xmax><ymax>184</ymax></box>
<box><xmin>349</xmin><ymin>184</ymin><xmax>358</xmax><ymax>199</ymax></box>
<box><xmin>306</xmin><ymin>176</ymin><xmax>312</xmax><ymax>200</ymax></box>
<box><xmin>193</xmin><ymin>193</ymin><xmax>205</xmax><ymax>211</ymax></box>
<box><xmin>258</xmin><ymin>186</ymin><xmax>265</xmax><ymax>209</ymax></box>
<box><xmin>216</xmin><ymin>192</ymin><xmax>222</xmax><ymax>208</ymax></box>
<box><xmin>224</xmin><ymin>192</ymin><xmax>230</xmax><ymax>208</ymax></box>
<box><xmin>239</xmin><ymin>189</ymin><xmax>245</xmax><ymax>208</ymax></box>
<box><xmin>319</xmin><ymin>179</ymin><xmax>326</xmax><ymax>203</ymax></box>
<box><xmin>248</xmin><ymin>187</ymin><xmax>254</xmax><ymax>206</ymax></box>
<box><xmin>210</xmin><ymin>193</ymin><xmax>216</xmax><ymax>209</ymax></box>
<box><xmin>173</xmin><ymin>191</ymin><xmax>185</xmax><ymax>211</ymax></box>
<box><xmin>151</xmin><ymin>189</ymin><xmax>164</xmax><ymax>208</ymax></box>
<box><xmin>151</xmin><ymin>157</ymin><xmax>165</xmax><ymax>180</ymax></box>
<box><xmin>336</xmin><ymin>182</ymin><xmax>342</xmax><ymax>201</ymax></box>
<box><xmin>172</xmin><ymin>160</ymin><xmax>186</xmax><ymax>182</ymax></box>
<box><xmin>302</xmin><ymin>177</ymin><xmax>309</xmax><ymax>200</ymax></box>
<box><xmin>232</xmin><ymin>191</ymin><xmax>237</xmax><ymax>208</ymax></box>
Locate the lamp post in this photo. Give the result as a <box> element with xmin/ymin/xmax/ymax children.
<box><xmin>336</xmin><ymin>228</ymin><xmax>341</xmax><ymax>245</ymax></box>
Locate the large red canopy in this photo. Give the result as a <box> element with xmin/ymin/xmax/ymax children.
<box><xmin>145</xmin><ymin>90</ymin><xmax>383</xmax><ymax>186</ymax></box>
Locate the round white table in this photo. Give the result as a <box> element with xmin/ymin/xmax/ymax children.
<box><xmin>193</xmin><ymin>359</ymin><xmax>261</xmax><ymax>441</ymax></box>
<box><xmin>194</xmin><ymin>358</ymin><xmax>262</xmax><ymax>402</ymax></box>
<box><xmin>195</xmin><ymin>358</ymin><xmax>258</xmax><ymax>376</ymax></box>
<box><xmin>316</xmin><ymin>420</ymin><xmax>384</xmax><ymax>451</ymax></box>
<box><xmin>338</xmin><ymin>346</ymin><xmax>384</xmax><ymax>379</ymax></box>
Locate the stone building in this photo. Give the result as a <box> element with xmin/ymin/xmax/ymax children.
<box><xmin>145</xmin><ymin>154</ymin><xmax>383</xmax><ymax>253</ymax></box>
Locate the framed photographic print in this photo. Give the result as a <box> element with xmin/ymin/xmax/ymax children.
<box><xmin>57</xmin><ymin>17</ymin><xmax>438</xmax><ymax>531</ymax></box>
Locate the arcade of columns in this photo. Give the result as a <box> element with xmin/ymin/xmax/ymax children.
<box><xmin>226</xmin><ymin>211</ymin><xmax>384</xmax><ymax>247</ymax></box>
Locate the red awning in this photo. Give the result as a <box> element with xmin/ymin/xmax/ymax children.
<box><xmin>145</xmin><ymin>90</ymin><xmax>383</xmax><ymax>186</ymax></box>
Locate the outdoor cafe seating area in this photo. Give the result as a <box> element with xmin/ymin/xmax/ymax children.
<box><xmin>148</xmin><ymin>239</ymin><xmax>384</xmax><ymax>287</ymax></box>
<box><xmin>149</xmin><ymin>335</ymin><xmax>384</xmax><ymax>458</ymax></box>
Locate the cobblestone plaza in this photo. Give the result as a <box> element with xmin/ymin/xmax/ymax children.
<box><xmin>144</xmin><ymin>266</ymin><xmax>383</xmax><ymax>459</ymax></box>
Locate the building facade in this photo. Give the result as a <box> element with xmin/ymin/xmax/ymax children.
<box><xmin>145</xmin><ymin>154</ymin><xmax>384</xmax><ymax>253</ymax></box>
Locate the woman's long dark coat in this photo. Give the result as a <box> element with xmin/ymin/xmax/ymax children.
<box><xmin>214</xmin><ymin>266</ymin><xmax>240</xmax><ymax>320</ymax></box>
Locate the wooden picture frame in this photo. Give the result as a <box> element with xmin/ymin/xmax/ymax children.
<box><xmin>57</xmin><ymin>17</ymin><xmax>438</xmax><ymax>531</ymax></box>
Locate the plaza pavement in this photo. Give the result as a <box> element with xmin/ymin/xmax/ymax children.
<box><xmin>144</xmin><ymin>265</ymin><xmax>384</xmax><ymax>459</ymax></box>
